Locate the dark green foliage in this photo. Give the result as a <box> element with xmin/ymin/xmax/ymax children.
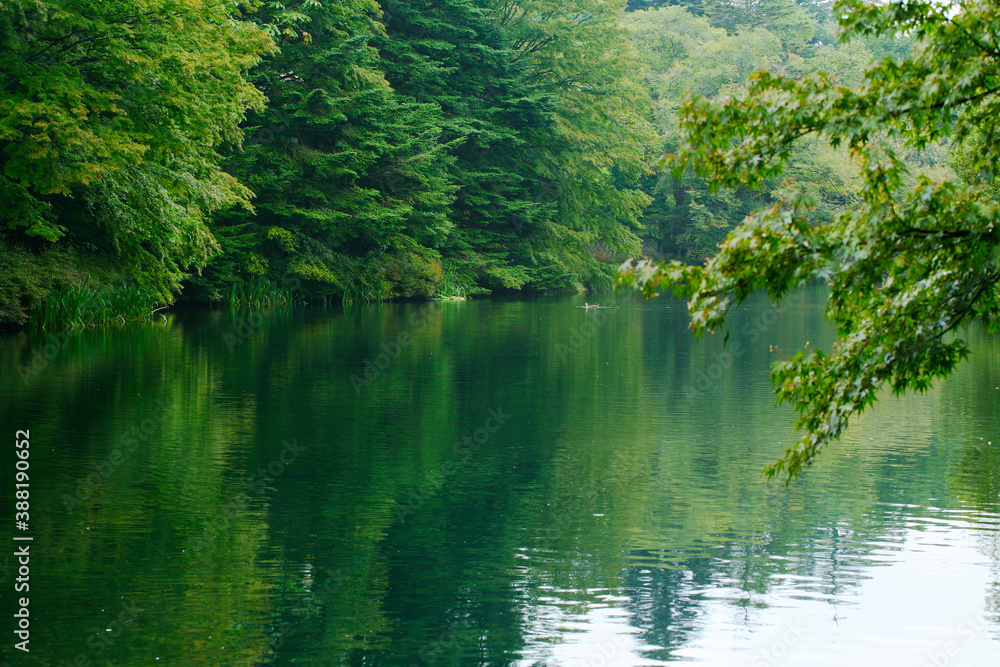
<box><xmin>375</xmin><ymin>0</ymin><xmax>653</xmax><ymax>293</ymax></box>
<box><xmin>209</xmin><ymin>0</ymin><xmax>455</xmax><ymax>301</ymax></box>
<box><xmin>198</xmin><ymin>0</ymin><xmax>655</xmax><ymax>301</ymax></box>
<box><xmin>0</xmin><ymin>241</ymin><xmax>161</xmax><ymax>327</ymax></box>
<box><xmin>32</xmin><ymin>282</ymin><xmax>161</xmax><ymax>328</ymax></box>
<box><xmin>0</xmin><ymin>243</ymin><xmax>83</xmax><ymax>325</ymax></box>
<box><xmin>376</xmin><ymin>0</ymin><xmax>561</xmax><ymax>291</ymax></box>
<box><xmin>2</xmin><ymin>0</ymin><xmax>662</xmax><ymax>324</ymax></box>
<box><xmin>226</xmin><ymin>276</ymin><xmax>299</xmax><ymax>309</ymax></box>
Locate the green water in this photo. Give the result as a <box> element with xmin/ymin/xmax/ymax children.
<box><xmin>1</xmin><ymin>289</ymin><xmax>998</xmax><ymax>665</ymax></box>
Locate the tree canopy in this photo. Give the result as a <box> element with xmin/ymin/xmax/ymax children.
<box><xmin>0</xmin><ymin>0</ymin><xmax>272</xmax><ymax>296</ymax></box>
<box><xmin>3</xmin><ymin>0</ymin><xmax>980</xmax><ymax>339</ymax></box>
<box><xmin>1</xmin><ymin>0</ymin><xmax>657</xmax><ymax>323</ymax></box>
<box><xmin>622</xmin><ymin>1</ymin><xmax>878</xmax><ymax>264</ymax></box>
<box><xmin>619</xmin><ymin>0</ymin><xmax>1000</xmax><ymax>480</ymax></box>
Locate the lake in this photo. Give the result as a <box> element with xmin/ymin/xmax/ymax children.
<box><xmin>1</xmin><ymin>288</ymin><xmax>998</xmax><ymax>665</ymax></box>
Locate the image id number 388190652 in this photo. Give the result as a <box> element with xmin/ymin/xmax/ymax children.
<box><xmin>14</xmin><ymin>429</ymin><xmax>32</xmax><ymax>653</ymax></box>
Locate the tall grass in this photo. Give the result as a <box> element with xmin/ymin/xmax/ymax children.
<box><xmin>32</xmin><ymin>281</ymin><xmax>162</xmax><ymax>329</ymax></box>
<box><xmin>341</xmin><ymin>282</ymin><xmax>385</xmax><ymax>306</ymax></box>
<box><xmin>227</xmin><ymin>276</ymin><xmax>297</xmax><ymax>308</ymax></box>
<box><xmin>433</xmin><ymin>268</ymin><xmax>469</xmax><ymax>300</ymax></box>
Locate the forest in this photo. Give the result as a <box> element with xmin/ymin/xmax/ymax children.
<box><xmin>3</xmin><ymin>3</ymin><xmax>1000</xmax><ymax>659</ymax></box>
<box><xmin>0</xmin><ymin>0</ymin><xmax>936</xmax><ymax>326</ymax></box>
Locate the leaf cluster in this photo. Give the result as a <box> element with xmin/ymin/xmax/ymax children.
<box><xmin>0</xmin><ymin>0</ymin><xmax>272</xmax><ymax>296</ymax></box>
<box><xmin>620</xmin><ymin>0</ymin><xmax>1000</xmax><ymax>480</ymax></box>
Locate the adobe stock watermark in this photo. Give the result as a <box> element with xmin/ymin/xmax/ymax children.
<box><xmin>556</xmin><ymin>312</ymin><xmax>608</xmax><ymax>361</ymax></box>
<box><xmin>258</xmin><ymin>566</ymin><xmax>351</xmax><ymax>663</ymax></box>
<box><xmin>923</xmin><ymin>611</ymin><xmax>993</xmax><ymax>666</ymax></box>
<box><xmin>394</xmin><ymin>407</ymin><xmax>510</xmax><ymax>524</ymax></box>
<box><xmin>581</xmin><ymin>632</ymin><xmax>631</xmax><ymax>667</ymax></box>
<box><xmin>751</xmin><ymin>619</ymin><xmax>806</xmax><ymax>666</ymax></box>
<box><xmin>408</xmin><ymin>620</ymin><xmax>478</xmax><ymax>665</ymax></box>
<box><xmin>535</xmin><ymin>450</ymin><xmax>632</xmax><ymax>551</ymax></box>
<box><xmin>62</xmin><ymin>399</ymin><xmax>171</xmax><ymax>512</ymax></box>
<box><xmin>223</xmin><ymin>311</ymin><xmax>266</xmax><ymax>353</ymax></box>
<box><xmin>351</xmin><ymin>302</ymin><xmax>441</xmax><ymax>394</ymax></box>
<box><xmin>72</xmin><ymin>598</ymin><xmax>144</xmax><ymax>666</ymax></box>
<box><xmin>682</xmin><ymin>300</ymin><xmax>790</xmax><ymax>399</ymax></box>
<box><xmin>16</xmin><ymin>325</ymin><xmax>93</xmax><ymax>384</ymax></box>
<box><xmin>192</xmin><ymin>438</ymin><xmax>306</xmax><ymax>553</ymax></box>
<box><xmin>223</xmin><ymin>273</ymin><xmax>302</xmax><ymax>352</ymax></box>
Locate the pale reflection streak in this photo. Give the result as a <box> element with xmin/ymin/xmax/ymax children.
<box><xmin>512</xmin><ymin>509</ymin><xmax>1000</xmax><ymax>666</ymax></box>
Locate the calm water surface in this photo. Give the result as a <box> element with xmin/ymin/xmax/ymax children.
<box><xmin>1</xmin><ymin>288</ymin><xmax>999</xmax><ymax>666</ymax></box>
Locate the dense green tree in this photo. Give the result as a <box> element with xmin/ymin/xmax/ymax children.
<box><xmin>625</xmin><ymin>8</ymin><xmax>790</xmax><ymax>261</ymax></box>
<box><xmin>703</xmin><ymin>0</ymin><xmax>818</xmax><ymax>53</ymax></box>
<box><xmin>376</xmin><ymin>0</ymin><xmax>654</xmax><ymax>293</ymax></box>
<box><xmin>199</xmin><ymin>0</ymin><xmax>456</xmax><ymax>302</ymax></box>
<box><xmin>625</xmin><ymin>0</ymin><xmax>705</xmax><ymax>14</ymax></box>
<box><xmin>0</xmin><ymin>0</ymin><xmax>271</xmax><ymax>298</ymax></box>
<box><xmin>2</xmin><ymin>0</ymin><xmax>663</xmax><ymax>323</ymax></box>
<box><xmin>619</xmin><ymin>0</ymin><xmax>1000</xmax><ymax>480</ymax></box>
<box><xmin>625</xmin><ymin>4</ymin><xmax>901</xmax><ymax>262</ymax></box>
<box><xmin>375</xmin><ymin>0</ymin><xmax>555</xmax><ymax>291</ymax></box>
<box><xmin>497</xmin><ymin>0</ymin><xmax>656</xmax><ymax>274</ymax></box>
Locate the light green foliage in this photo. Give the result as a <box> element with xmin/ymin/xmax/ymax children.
<box><xmin>625</xmin><ymin>2</ymin><xmax>897</xmax><ymax>262</ymax></box>
<box><xmin>0</xmin><ymin>0</ymin><xmax>272</xmax><ymax>305</ymax></box>
<box><xmin>656</xmin><ymin>26</ymin><xmax>785</xmax><ymax>111</ymax></box>
<box><xmin>624</xmin><ymin>5</ymin><xmax>721</xmax><ymax>72</ymax></box>
<box><xmin>619</xmin><ymin>0</ymin><xmax>1000</xmax><ymax>480</ymax></box>
<box><xmin>625</xmin><ymin>7</ymin><xmax>805</xmax><ymax>261</ymax></box>
<box><xmin>499</xmin><ymin>0</ymin><xmax>656</xmax><ymax>251</ymax></box>
<box><xmin>703</xmin><ymin>0</ymin><xmax>818</xmax><ymax>54</ymax></box>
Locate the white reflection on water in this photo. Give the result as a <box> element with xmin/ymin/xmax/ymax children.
<box><xmin>516</xmin><ymin>508</ymin><xmax>1000</xmax><ymax>666</ymax></box>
